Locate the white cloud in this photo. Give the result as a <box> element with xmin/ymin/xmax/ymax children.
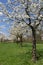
<box><xmin>0</xmin><ymin>25</ymin><xmax>6</xmax><ymax>29</ymax></box>
<box><xmin>3</xmin><ymin>19</ymin><xmax>6</xmax><ymax>21</ymax></box>
<box><xmin>7</xmin><ymin>0</ymin><xmax>11</xmax><ymax>3</ymax></box>
<box><xmin>0</xmin><ymin>12</ymin><xmax>3</xmax><ymax>16</ymax></box>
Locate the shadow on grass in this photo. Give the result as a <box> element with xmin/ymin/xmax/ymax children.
<box><xmin>36</xmin><ymin>49</ymin><xmax>43</xmax><ymax>60</ymax></box>
<box><xmin>22</xmin><ymin>43</ymin><xmax>32</xmax><ymax>47</ymax></box>
<box><xmin>22</xmin><ymin>43</ymin><xmax>43</xmax><ymax>61</ymax></box>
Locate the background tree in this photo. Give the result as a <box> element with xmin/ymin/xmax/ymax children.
<box><xmin>9</xmin><ymin>22</ymin><xmax>29</xmax><ymax>46</ymax></box>
<box><xmin>0</xmin><ymin>0</ymin><xmax>43</xmax><ymax>62</ymax></box>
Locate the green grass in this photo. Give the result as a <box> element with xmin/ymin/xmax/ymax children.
<box><xmin>0</xmin><ymin>42</ymin><xmax>43</xmax><ymax>65</ymax></box>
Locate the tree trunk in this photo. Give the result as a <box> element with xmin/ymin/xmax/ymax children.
<box><xmin>20</xmin><ymin>35</ymin><xmax>22</xmax><ymax>46</ymax></box>
<box><xmin>16</xmin><ymin>35</ymin><xmax>19</xmax><ymax>44</ymax></box>
<box><xmin>32</xmin><ymin>28</ymin><xmax>37</xmax><ymax>62</ymax></box>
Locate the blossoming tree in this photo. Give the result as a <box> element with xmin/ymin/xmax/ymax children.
<box><xmin>0</xmin><ymin>0</ymin><xmax>43</xmax><ymax>62</ymax></box>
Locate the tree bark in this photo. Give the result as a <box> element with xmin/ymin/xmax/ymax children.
<box><xmin>32</xmin><ymin>28</ymin><xmax>37</xmax><ymax>62</ymax></box>
<box><xmin>20</xmin><ymin>35</ymin><xmax>22</xmax><ymax>46</ymax></box>
<box><xmin>16</xmin><ymin>35</ymin><xmax>19</xmax><ymax>44</ymax></box>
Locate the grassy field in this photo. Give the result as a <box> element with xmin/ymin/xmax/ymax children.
<box><xmin>0</xmin><ymin>42</ymin><xmax>43</xmax><ymax>65</ymax></box>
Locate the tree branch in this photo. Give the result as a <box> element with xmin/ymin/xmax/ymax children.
<box><xmin>35</xmin><ymin>22</ymin><xmax>40</xmax><ymax>29</ymax></box>
<box><xmin>35</xmin><ymin>7</ymin><xmax>43</xmax><ymax>29</ymax></box>
<box><xmin>22</xmin><ymin>18</ymin><xmax>34</xmax><ymax>30</ymax></box>
<box><xmin>25</xmin><ymin>0</ymin><xmax>31</xmax><ymax>25</ymax></box>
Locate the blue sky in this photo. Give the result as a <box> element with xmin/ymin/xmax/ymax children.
<box><xmin>0</xmin><ymin>0</ymin><xmax>11</xmax><ymax>36</ymax></box>
<box><xmin>0</xmin><ymin>0</ymin><xmax>21</xmax><ymax>36</ymax></box>
<box><xmin>0</xmin><ymin>0</ymin><xmax>13</xmax><ymax>36</ymax></box>
<box><xmin>0</xmin><ymin>0</ymin><xmax>7</xmax><ymax>3</ymax></box>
